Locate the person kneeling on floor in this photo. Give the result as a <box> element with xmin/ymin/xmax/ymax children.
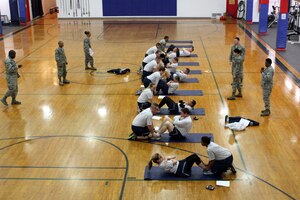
<box><xmin>199</xmin><ymin>136</ymin><xmax>236</xmax><ymax>175</ymax></box>
<box><xmin>129</xmin><ymin>103</ymin><xmax>161</xmax><ymax>140</ymax></box>
<box><xmin>157</xmin><ymin>108</ymin><xmax>192</xmax><ymax>139</ymax></box>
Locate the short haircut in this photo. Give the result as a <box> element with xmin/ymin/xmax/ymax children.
<box><xmin>181</xmin><ymin>107</ymin><xmax>190</xmax><ymax>115</ymax></box>
<box><xmin>155</xmin><ymin>50</ymin><xmax>161</xmax><ymax>54</ymax></box>
<box><xmin>191</xmin><ymin>46</ymin><xmax>194</xmax><ymax>51</ymax></box>
<box><xmin>174</xmin><ymin>76</ymin><xmax>180</xmax><ymax>82</ymax></box>
<box><xmin>156</xmin><ymin>43</ymin><xmax>161</xmax><ymax>46</ymax></box>
<box><xmin>185</xmin><ymin>68</ymin><xmax>190</xmax><ymax>74</ymax></box>
<box><xmin>173</xmin><ymin>57</ymin><xmax>179</xmax><ymax>62</ymax></box>
<box><xmin>8</xmin><ymin>50</ymin><xmax>16</xmax><ymax>58</ymax></box>
<box><xmin>201</xmin><ymin>136</ymin><xmax>211</xmax><ymax>145</ymax></box>
<box><xmin>234</xmin><ymin>37</ymin><xmax>240</xmax><ymax>41</ymax></box>
<box><xmin>159</xmin><ymin>67</ymin><xmax>166</xmax><ymax>72</ymax></box>
<box><xmin>266</xmin><ymin>58</ymin><xmax>272</xmax><ymax>65</ymax></box>
<box><xmin>151</xmin><ymin>103</ymin><xmax>159</xmax><ymax>108</ymax></box>
<box><xmin>160</xmin><ymin>54</ymin><xmax>166</xmax><ymax>59</ymax></box>
<box><xmin>84</xmin><ymin>31</ymin><xmax>90</xmax><ymax>35</ymax></box>
<box><xmin>164</xmin><ymin>36</ymin><xmax>169</xmax><ymax>39</ymax></box>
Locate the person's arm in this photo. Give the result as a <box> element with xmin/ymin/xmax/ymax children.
<box><xmin>229</xmin><ymin>47</ymin><xmax>233</xmax><ymax>62</ymax></box>
<box><xmin>262</xmin><ymin>68</ymin><xmax>273</xmax><ymax>82</ymax></box>
<box><xmin>167</xmin><ymin>155</ymin><xmax>176</xmax><ymax>160</ymax></box>
<box><xmin>7</xmin><ymin>61</ymin><xmax>18</xmax><ymax>73</ymax></box>
<box><xmin>55</xmin><ymin>49</ymin><xmax>60</xmax><ymax>64</ymax></box>
<box><xmin>199</xmin><ymin>160</ymin><xmax>215</xmax><ymax>170</ymax></box>
<box><xmin>173</xmin><ymin>117</ymin><xmax>189</xmax><ymax>128</ymax></box>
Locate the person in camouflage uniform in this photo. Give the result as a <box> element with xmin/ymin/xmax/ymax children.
<box><xmin>55</xmin><ymin>41</ymin><xmax>70</xmax><ymax>86</ymax></box>
<box><xmin>260</xmin><ymin>58</ymin><xmax>274</xmax><ymax>116</ymax></box>
<box><xmin>1</xmin><ymin>50</ymin><xmax>21</xmax><ymax>106</ymax></box>
<box><xmin>227</xmin><ymin>48</ymin><xmax>244</xmax><ymax>100</ymax></box>
<box><xmin>158</xmin><ymin>36</ymin><xmax>169</xmax><ymax>53</ymax></box>
<box><xmin>229</xmin><ymin>37</ymin><xmax>245</xmax><ymax>63</ymax></box>
<box><xmin>83</xmin><ymin>31</ymin><xmax>96</xmax><ymax>70</ymax></box>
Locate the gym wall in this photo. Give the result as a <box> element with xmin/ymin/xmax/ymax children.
<box><xmin>56</xmin><ymin>0</ymin><xmax>226</xmax><ymax>18</ymax></box>
<box><xmin>0</xmin><ymin>0</ymin><xmax>12</xmax><ymax>21</ymax></box>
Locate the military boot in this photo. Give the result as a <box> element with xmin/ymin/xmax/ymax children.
<box><xmin>1</xmin><ymin>96</ymin><xmax>8</xmax><ymax>106</ymax></box>
<box><xmin>11</xmin><ymin>98</ymin><xmax>21</xmax><ymax>105</ymax></box>
<box><xmin>227</xmin><ymin>93</ymin><xmax>236</xmax><ymax>100</ymax></box>
<box><xmin>260</xmin><ymin>109</ymin><xmax>270</xmax><ymax>116</ymax></box>
<box><xmin>236</xmin><ymin>89</ymin><xmax>243</xmax><ymax>97</ymax></box>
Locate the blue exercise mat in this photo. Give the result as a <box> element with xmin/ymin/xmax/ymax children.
<box><xmin>181</xmin><ymin>78</ymin><xmax>199</xmax><ymax>83</ymax></box>
<box><xmin>144</xmin><ymin>166</ymin><xmax>222</xmax><ymax>180</ymax></box>
<box><xmin>149</xmin><ymin>133</ymin><xmax>213</xmax><ymax>143</ymax></box>
<box><xmin>171</xmin><ymin>90</ymin><xmax>203</xmax><ymax>96</ymax></box>
<box><xmin>166</xmin><ymin>45</ymin><xmax>193</xmax><ymax>48</ymax></box>
<box><xmin>182</xmin><ymin>54</ymin><xmax>198</xmax><ymax>57</ymax></box>
<box><xmin>178</xmin><ymin>62</ymin><xmax>200</xmax><ymax>66</ymax></box>
<box><xmin>168</xmin><ymin>40</ymin><xmax>193</xmax><ymax>43</ymax></box>
<box><xmin>157</xmin><ymin>108</ymin><xmax>205</xmax><ymax>115</ymax></box>
<box><xmin>189</xmin><ymin>70</ymin><xmax>202</xmax><ymax>74</ymax></box>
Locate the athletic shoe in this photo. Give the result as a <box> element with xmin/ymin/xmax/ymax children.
<box><xmin>225</xmin><ymin>115</ymin><xmax>228</xmax><ymax>123</ymax></box>
<box><xmin>128</xmin><ymin>133</ymin><xmax>137</xmax><ymax>141</ymax></box>
<box><xmin>203</xmin><ymin>170</ymin><xmax>214</xmax><ymax>175</ymax></box>
<box><xmin>229</xmin><ymin>165</ymin><xmax>237</xmax><ymax>174</ymax></box>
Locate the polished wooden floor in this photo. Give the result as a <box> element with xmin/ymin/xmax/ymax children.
<box><xmin>0</xmin><ymin>14</ymin><xmax>300</xmax><ymax>200</ymax></box>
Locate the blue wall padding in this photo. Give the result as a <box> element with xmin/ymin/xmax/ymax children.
<box><xmin>258</xmin><ymin>4</ymin><xmax>269</xmax><ymax>33</ymax></box>
<box><xmin>246</xmin><ymin>0</ymin><xmax>253</xmax><ymax>22</ymax></box>
<box><xmin>18</xmin><ymin>0</ymin><xmax>26</xmax><ymax>23</ymax></box>
<box><xmin>102</xmin><ymin>0</ymin><xmax>177</xmax><ymax>16</ymax></box>
<box><xmin>276</xmin><ymin>14</ymin><xmax>289</xmax><ymax>49</ymax></box>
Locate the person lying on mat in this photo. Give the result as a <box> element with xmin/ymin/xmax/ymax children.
<box><xmin>148</xmin><ymin>153</ymin><xmax>202</xmax><ymax>177</ymax></box>
<box><xmin>156</xmin><ymin>76</ymin><xmax>180</xmax><ymax>95</ymax></box>
<box><xmin>179</xmin><ymin>46</ymin><xmax>194</xmax><ymax>57</ymax></box>
<box><xmin>128</xmin><ymin>103</ymin><xmax>161</xmax><ymax>140</ymax></box>
<box><xmin>199</xmin><ymin>136</ymin><xmax>236</xmax><ymax>175</ymax></box>
<box><xmin>173</xmin><ymin>68</ymin><xmax>190</xmax><ymax>82</ymax></box>
<box><xmin>157</xmin><ymin>108</ymin><xmax>192</xmax><ymax>139</ymax></box>
<box><xmin>145</xmin><ymin>43</ymin><xmax>161</xmax><ymax>57</ymax></box>
<box><xmin>158</xmin><ymin>96</ymin><xmax>196</xmax><ymax>115</ymax></box>
<box><xmin>166</xmin><ymin>57</ymin><xmax>179</xmax><ymax>73</ymax></box>
<box><xmin>143</xmin><ymin>68</ymin><xmax>166</xmax><ymax>88</ymax></box>
<box><xmin>142</xmin><ymin>58</ymin><xmax>164</xmax><ymax>80</ymax></box>
<box><xmin>137</xmin><ymin>83</ymin><xmax>155</xmax><ymax>112</ymax></box>
<box><xmin>224</xmin><ymin>115</ymin><xmax>259</xmax><ymax>131</ymax></box>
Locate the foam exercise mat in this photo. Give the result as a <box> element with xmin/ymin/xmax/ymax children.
<box><xmin>149</xmin><ymin>133</ymin><xmax>213</xmax><ymax>143</ymax></box>
<box><xmin>181</xmin><ymin>78</ymin><xmax>199</xmax><ymax>83</ymax></box>
<box><xmin>189</xmin><ymin>70</ymin><xmax>202</xmax><ymax>74</ymax></box>
<box><xmin>178</xmin><ymin>62</ymin><xmax>200</xmax><ymax>66</ymax></box>
<box><xmin>144</xmin><ymin>166</ymin><xmax>222</xmax><ymax>180</ymax></box>
<box><xmin>156</xmin><ymin>108</ymin><xmax>205</xmax><ymax>115</ymax></box>
<box><xmin>168</xmin><ymin>40</ymin><xmax>193</xmax><ymax>43</ymax></box>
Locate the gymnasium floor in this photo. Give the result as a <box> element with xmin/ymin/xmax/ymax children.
<box><xmin>0</xmin><ymin>14</ymin><xmax>299</xmax><ymax>200</ymax></box>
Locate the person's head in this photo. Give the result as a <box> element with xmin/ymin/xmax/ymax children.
<box><xmin>265</xmin><ymin>58</ymin><xmax>272</xmax><ymax>67</ymax></box>
<box><xmin>188</xmin><ymin>99</ymin><xmax>196</xmax><ymax>108</ymax></box>
<box><xmin>156</xmin><ymin>43</ymin><xmax>161</xmax><ymax>48</ymax></box>
<box><xmin>148</xmin><ymin>83</ymin><xmax>156</xmax><ymax>91</ymax></box>
<box><xmin>174</xmin><ymin>76</ymin><xmax>180</xmax><ymax>82</ymax></box>
<box><xmin>233</xmin><ymin>48</ymin><xmax>241</xmax><ymax>55</ymax></box>
<box><xmin>155</xmin><ymin>50</ymin><xmax>161</xmax><ymax>57</ymax></box>
<box><xmin>183</xmin><ymin>68</ymin><xmax>190</xmax><ymax>74</ymax></box>
<box><xmin>201</xmin><ymin>136</ymin><xmax>211</xmax><ymax>147</ymax></box>
<box><xmin>150</xmin><ymin>103</ymin><xmax>160</xmax><ymax>114</ymax></box>
<box><xmin>172</xmin><ymin>47</ymin><xmax>178</xmax><ymax>52</ymax></box>
<box><xmin>8</xmin><ymin>50</ymin><xmax>16</xmax><ymax>59</ymax></box>
<box><xmin>166</xmin><ymin>44</ymin><xmax>175</xmax><ymax>53</ymax></box>
<box><xmin>84</xmin><ymin>31</ymin><xmax>91</xmax><ymax>37</ymax></box>
<box><xmin>234</xmin><ymin>37</ymin><xmax>240</xmax><ymax>45</ymax></box>
<box><xmin>190</xmin><ymin>46</ymin><xmax>194</xmax><ymax>52</ymax></box>
<box><xmin>158</xmin><ymin>67</ymin><xmax>166</xmax><ymax>75</ymax></box>
<box><xmin>159</xmin><ymin>53</ymin><xmax>165</xmax><ymax>59</ymax></box>
<box><xmin>58</xmin><ymin>41</ymin><xmax>64</xmax><ymax>48</ymax></box>
<box><xmin>172</xmin><ymin>57</ymin><xmax>179</xmax><ymax>63</ymax></box>
<box><xmin>180</xmin><ymin>107</ymin><xmax>190</xmax><ymax>117</ymax></box>
<box><xmin>148</xmin><ymin>153</ymin><xmax>163</xmax><ymax>170</ymax></box>
<box><xmin>164</xmin><ymin>36</ymin><xmax>169</xmax><ymax>42</ymax></box>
